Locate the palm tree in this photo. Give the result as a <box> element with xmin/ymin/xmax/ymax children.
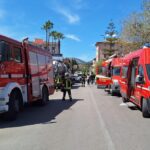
<box><xmin>50</xmin><ymin>31</ymin><xmax>58</xmax><ymax>54</ymax></box>
<box><xmin>42</xmin><ymin>20</ymin><xmax>53</xmax><ymax>49</ymax></box>
<box><xmin>56</xmin><ymin>32</ymin><xmax>65</xmax><ymax>41</ymax></box>
<box><xmin>56</xmin><ymin>32</ymin><xmax>65</xmax><ymax>54</ymax></box>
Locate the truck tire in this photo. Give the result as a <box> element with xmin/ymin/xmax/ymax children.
<box><xmin>142</xmin><ymin>98</ymin><xmax>150</xmax><ymax>118</ymax></box>
<box><xmin>109</xmin><ymin>86</ymin><xmax>115</xmax><ymax>96</ymax></box>
<box><xmin>40</xmin><ymin>86</ymin><xmax>49</xmax><ymax>106</ymax></box>
<box><xmin>122</xmin><ymin>97</ymin><xmax>128</xmax><ymax>103</ymax></box>
<box><xmin>3</xmin><ymin>90</ymin><xmax>21</xmax><ymax>121</ymax></box>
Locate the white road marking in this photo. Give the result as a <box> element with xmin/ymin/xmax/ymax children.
<box><xmin>89</xmin><ymin>89</ymin><xmax>116</xmax><ymax>150</ymax></box>
<box><xmin>120</xmin><ymin>103</ymin><xmax>128</xmax><ymax>106</ymax></box>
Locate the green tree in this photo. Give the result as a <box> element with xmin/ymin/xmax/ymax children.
<box><xmin>56</xmin><ymin>32</ymin><xmax>65</xmax><ymax>42</ymax></box>
<box><xmin>95</xmin><ymin>60</ymin><xmax>103</xmax><ymax>74</ymax></box>
<box><xmin>42</xmin><ymin>20</ymin><xmax>53</xmax><ymax>48</ymax></box>
<box><xmin>104</xmin><ymin>20</ymin><xmax>118</xmax><ymax>58</ymax></box>
<box><xmin>56</xmin><ymin>32</ymin><xmax>65</xmax><ymax>54</ymax></box>
<box><xmin>49</xmin><ymin>31</ymin><xmax>58</xmax><ymax>54</ymax></box>
<box><xmin>120</xmin><ymin>0</ymin><xmax>150</xmax><ymax>51</ymax></box>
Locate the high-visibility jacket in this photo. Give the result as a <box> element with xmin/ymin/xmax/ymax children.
<box><xmin>56</xmin><ymin>76</ymin><xmax>62</xmax><ymax>84</ymax></box>
<box><xmin>62</xmin><ymin>78</ymin><xmax>72</xmax><ymax>90</ymax></box>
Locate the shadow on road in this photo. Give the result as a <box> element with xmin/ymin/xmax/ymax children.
<box><xmin>0</xmin><ymin>98</ymin><xmax>84</xmax><ymax>129</ymax></box>
<box><xmin>128</xmin><ymin>105</ymin><xmax>139</xmax><ymax>111</ymax></box>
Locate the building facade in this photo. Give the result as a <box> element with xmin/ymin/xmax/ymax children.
<box><xmin>95</xmin><ymin>42</ymin><xmax>124</xmax><ymax>62</ymax></box>
<box><xmin>31</xmin><ymin>38</ymin><xmax>62</xmax><ymax>57</ymax></box>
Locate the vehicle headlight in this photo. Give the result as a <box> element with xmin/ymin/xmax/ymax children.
<box><xmin>113</xmin><ymin>79</ymin><xmax>119</xmax><ymax>85</ymax></box>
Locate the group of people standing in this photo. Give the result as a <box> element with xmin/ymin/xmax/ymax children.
<box><xmin>81</xmin><ymin>73</ymin><xmax>96</xmax><ymax>87</ymax></box>
<box><xmin>55</xmin><ymin>72</ymin><xmax>96</xmax><ymax>101</ymax></box>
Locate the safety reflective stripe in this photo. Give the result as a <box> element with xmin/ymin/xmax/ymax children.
<box><xmin>65</xmin><ymin>80</ymin><xmax>71</xmax><ymax>89</ymax></box>
<box><xmin>120</xmin><ymin>81</ymin><xmax>126</xmax><ymax>84</ymax></box>
<box><xmin>66</xmin><ymin>80</ymin><xmax>68</xmax><ymax>88</ymax></box>
<box><xmin>11</xmin><ymin>74</ymin><xmax>24</xmax><ymax>78</ymax></box>
<box><xmin>0</xmin><ymin>74</ymin><xmax>9</xmax><ymax>78</ymax></box>
<box><xmin>0</xmin><ymin>74</ymin><xmax>24</xmax><ymax>78</ymax></box>
<box><xmin>137</xmin><ymin>86</ymin><xmax>150</xmax><ymax>91</ymax></box>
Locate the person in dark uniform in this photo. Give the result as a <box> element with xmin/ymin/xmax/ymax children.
<box><xmin>62</xmin><ymin>73</ymin><xmax>72</xmax><ymax>101</ymax></box>
<box><xmin>55</xmin><ymin>74</ymin><xmax>62</xmax><ymax>91</ymax></box>
<box><xmin>81</xmin><ymin>74</ymin><xmax>86</xmax><ymax>87</ymax></box>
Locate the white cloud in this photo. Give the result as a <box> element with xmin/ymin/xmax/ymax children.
<box><xmin>48</xmin><ymin>0</ymin><xmax>80</xmax><ymax>24</ymax></box>
<box><xmin>57</xmin><ymin>8</ymin><xmax>80</xmax><ymax>24</ymax></box>
<box><xmin>65</xmin><ymin>34</ymin><xmax>81</xmax><ymax>42</ymax></box>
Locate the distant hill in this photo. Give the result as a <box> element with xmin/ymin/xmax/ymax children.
<box><xmin>73</xmin><ymin>58</ymin><xmax>86</xmax><ymax>64</ymax></box>
<box><xmin>65</xmin><ymin>57</ymin><xmax>86</xmax><ymax>64</ymax></box>
<box><xmin>65</xmin><ymin>57</ymin><xmax>95</xmax><ymax>65</ymax></box>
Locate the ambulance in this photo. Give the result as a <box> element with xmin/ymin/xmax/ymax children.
<box><xmin>0</xmin><ymin>35</ymin><xmax>54</xmax><ymax>120</ymax></box>
<box><xmin>120</xmin><ymin>45</ymin><xmax>150</xmax><ymax>117</ymax></box>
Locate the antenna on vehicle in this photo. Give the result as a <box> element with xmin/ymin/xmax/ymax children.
<box><xmin>22</xmin><ymin>37</ymin><xmax>29</xmax><ymax>44</ymax></box>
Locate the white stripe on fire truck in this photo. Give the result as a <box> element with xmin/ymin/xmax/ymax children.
<box><xmin>120</xmin><ymin>81</ymin><xmax>126</xmax><ymax>84</ymax></box>
<box><xmin>0</xmin><ymin>74</ymin><xmax>9</xmax><ymax>78</ymax></box>
<box><xmin>137</xmin><ymin>86</ymin><xmax>150</xmax><ymax>91</ymax></box>
<box><xmin>11</xmin><ymin>74</ymin><xmax>24</xmax><ymax>78</ymax></box>
<box><xmin>0</xmin><ymin>74</ymin><xmax>24</xmax><ymax>78</ymax></box>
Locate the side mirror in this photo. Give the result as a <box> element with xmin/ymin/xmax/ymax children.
<box><xmin>135</xmin><ymin>75</ymin><xmax>144</xmax><ymax>84</ymax></box>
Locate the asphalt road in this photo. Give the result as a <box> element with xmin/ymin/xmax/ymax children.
<box><xmin>0</xmin><ymin>83</ymin><xmax>150</xmax><ymax>150</ymax></box>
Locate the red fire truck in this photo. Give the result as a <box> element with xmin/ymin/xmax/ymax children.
<box><xmin>120</xmin><ymin>46</ymin><xmax>150</xmax><ymax>117</ymax></box>
<box><xmin>107</xmin><ymin>57</ymin><xmax>122</xmax><ymax>95</ymax></box>
<box><xmin>96</xmin><ymin>59</ymin><xmax>112</xmax><ymax>88</ymax></box>
<box><xmin>0</xmin><ymin>35</ymin><xmax>55</xmax><ymax>120</ymax></box>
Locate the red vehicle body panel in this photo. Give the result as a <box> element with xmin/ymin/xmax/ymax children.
<box><xmin>96</xmin><ymin>59</ymin><xmax>112</xmax><ymax>87</ymax></box>
<box><xmin>0</xmin><ymin>34</ymin><xmax>54</xmax><ymax>108</ymax></box>
<box><xmin>120</xmin><ymin>48</ymin><xmax>150</xmax><ymax>108</ymax></box>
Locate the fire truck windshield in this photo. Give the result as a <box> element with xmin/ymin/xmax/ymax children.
<box><xmin>102</xmin><ymin>67</ymin><xmax>107</xmax><ymax>75</ymax></box>
<box><xmin>146</xmin><ymin>64</ymin><xmax>150</xmax><ymax>80</ymax></box>
<box><xmin>112</xmin><ymin>67</ymin><xmax>120</xmax><ymax>76</ymax></box>
<box><xmin>0</xmin><ymin>40</ymin><xmax>11</xmax><ymax>62</ymax></box>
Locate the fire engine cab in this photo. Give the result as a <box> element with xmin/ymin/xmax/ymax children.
<box><xmin>107</xmin><ymin>57</ymin><xmax>122</xmax><ymax>95</ymax></box>
<box><xmin>120</xmin><ymin>45</ymin><xmax>150</xmax><ymax>117</ymax></box>
<box><xmin>96</xmin><ymin>59</ymin><xmax>112</xmax><ymax>88</ymax></box>
<box><xmin>0</xmin><ymin>35</ymin><xmax>54</xmax><ymax>120</ymax></box>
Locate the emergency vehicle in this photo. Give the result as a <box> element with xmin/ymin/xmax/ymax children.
<box><xmin>120</xmin><ymin>45</ymin><xmax>150</xmax><ymax>117</ymax></box>
<box><xmin>107</xmin><ymin>57</ymin><xmax>122</xmax><ymax>95</ymax></box>
<box><xmin>96</xmin><ymin>59</ymin><xmax>112</xmax><ymax>88</ymax></box>
<box><xmin>0</xmin><ymin>35</ymin><xmax>54</xmax><ymax>120</ymax></box>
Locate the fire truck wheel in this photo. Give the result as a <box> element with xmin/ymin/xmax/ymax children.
<box><xmin>3</xmin><ymin>90</ymin><xmax>22</xmax><ymax>121</ymax></box>
<box><xmin>109</xmin><ymin>87</ymin><xmax>114</xmax><ymax>96</ymax></box>
<box><xmin>122</xmin><ymin>97</ymin><xmax>128</xmax><ymax>103</ymax></box>
<box><xmin>40</xmin><ymin>86</ymin><xmax>49</xmax><ymax>106</ymax></box>
<box><xmin>142</xmin><ymin>98</ymin><xmax>150</xmax><ymax>118</ymax></box>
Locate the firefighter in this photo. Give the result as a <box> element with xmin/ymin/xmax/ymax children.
<box><xmin>61</xmin><ymin>73</ymin><xmax>72</xmax><ymax>101</ymax></box>
<box><xmin>87</xmin><ymin>74</ymin><xmax>90</xmax><ymax>85</ymax></box>
<box><xmin>55</xmin><ymin>74</ymin><xmax>62</xmax><ymax>91</ymax></box>
<box><xmin>81</xmin><ymin>74</ymin><xmax>86</xmax><ymax>87</ymax></box>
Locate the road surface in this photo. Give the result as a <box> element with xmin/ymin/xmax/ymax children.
<box><xmin>0</xmin><ymin>83</ymin><xmax>150</xmax><ymax>150</ymax></box>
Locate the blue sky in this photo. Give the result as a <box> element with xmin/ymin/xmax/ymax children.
<box><xmin>0</xmin><ymin>0</ymin><xmax>142</xmax><ymax>61</ymax></box>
